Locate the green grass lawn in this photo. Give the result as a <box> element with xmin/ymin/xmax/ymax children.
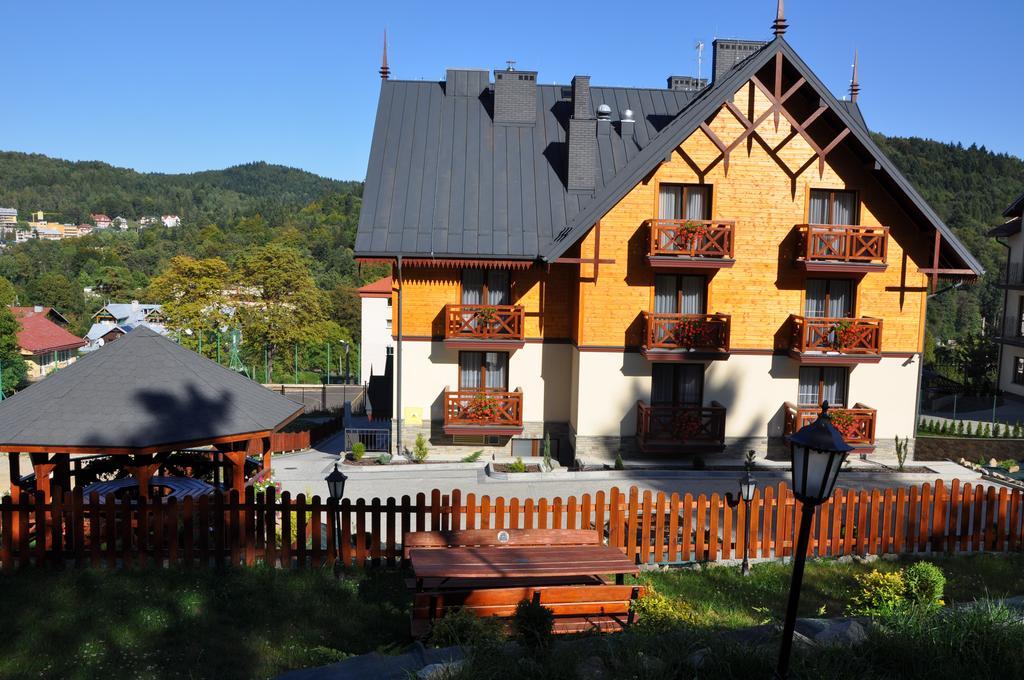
<box><xmin>0</xmin><ymin>555</ymin><xmax>1021</xmax><ymax>679</ymax></box>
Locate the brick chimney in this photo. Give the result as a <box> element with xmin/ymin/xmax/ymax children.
<box><xmin>711</xmin><ymin>39</ymin><xmax>766</xmax><ymax>83</ymax></box>
<box><xmin>493</xmin><ymin>68</ymin><xmax>537</xmax><ymax>125</ymax></box>
<box><xmin>567</xmin><ymin>75</ymin><xmax>596</xmax><ymax>193</ymax></box>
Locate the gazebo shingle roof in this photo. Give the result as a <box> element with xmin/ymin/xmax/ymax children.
<box><xmin>0</xmin><ymin>326</ymin><xmax>304</xmax><ymax>452</ymax></box>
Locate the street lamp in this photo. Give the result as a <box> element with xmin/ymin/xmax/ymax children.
<box><xmin>342</xmin><ymin>341</ymin><xmax>351</xmax><ymax>384</ymax></box>
<box><xmin>738</xmin><ymin>470</ymin><xmax>757</xmax><ymax>577</ymax></box>
<box><xmin>775</xmin><ymin>401</ymin><xmax>852</xmax><ymax>679</ymax></box>
<box><xmin>325</xmin><ymin>463</ymin><xmax>348</xmax><ymax>575</ymax></box>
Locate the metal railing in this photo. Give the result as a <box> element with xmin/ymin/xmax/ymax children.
<box><xmin>344</xmin><ymin>428</ymin><xmax>391</xmax><ymax>453</ymax></box>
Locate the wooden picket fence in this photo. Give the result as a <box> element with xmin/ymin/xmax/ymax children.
<box><xmin>0</xmin><ymin>479</ymin><xmax>1021</xmax><ymax>569</ymax></box>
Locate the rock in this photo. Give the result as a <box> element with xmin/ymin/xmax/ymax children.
<box><xmin>814</xmin><ymin>620</ymin><xmax>867</xmax><ymax>647</ymax></box>
<box><xmin>853</xmin><ymin>554</ymin><xmax>878</xmax><ymax>564</ymax></box>
<box><xmin>418</xmin><ymin>660</ymin><xmax>464</xmax><ymax>679</ymax></box>
<box><xmin>687</xmin><ymin>647</ymin><xmax>711</xmax><ymax>670</ymax></box>
<box><xmin>989</xmin><ymin>458</ymin><xmax>999</xmax><ymax>467</ymax></box>
<box><xmin>575</xmin><ymin>656</ymin><xmax>608</xmax><ymax>680</ymax></box>
<box><xmin>836</xmin><ymin>555</ymin><xmax>854</xmax><ymax>564</ymax></box>
<box><xmin>880</xmin><ymin>553</ymin><xmax>900</xmax><ymax>562</ymax></box>
<box><xmin>792</xmin><ymin>630</ymin><xmax>817</xmax><ymax>652</ymax></box>
<box><xmin>1010</xmin><ymin>465</ymin><xmax>1020</xmax><ymax>473</ymax></box>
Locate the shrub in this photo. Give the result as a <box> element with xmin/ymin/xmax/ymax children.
<box><xmin>939</xmin><ymin>420</ymin><xmax>949</xmax><ymax>435</ymax></box>
<box><xmin>351</xmin><ymin>442</ymin><xmax>366</xmax><ymax>461</ymax></box>
<box><xmin>847</xmin><ymin>569</ymin><xmax>907</xmax><ymax>617</ymax></box>
<box><xmin>512</xmin><ymin>598</ymin><xmax>554</xmax><ymax>649</ymax></box>
<box><xmin>983</xmin><ymin>423</ymin><xmax>991</xmax><ymax>438</ymax></box>
<box><xmin>507</xmin><ymin>457</ymin><xmax>527</xmax><ymax>473</ymax></box>
<box><xmin>413</xmin><ymin>434</ymin><xmax>430</xmax><ymax>463</ymax></box>
<box><xmin>894</xmin><ymin>435</ymin><xmax>908</xmax><ymax>471</ymax></box>
<box><xmin>993</xmin><ymin>422</ymin><xmax>1002</xmax><ymax>438</ymax></box>
<box><xmin>614</xmin><ymin>453</ymin><xmax>624</xmax><ymax>470</ymax></box>
<box><xmin>1015</xmin><ymin>421</ymin><xmax>1022</xmax><ymax>438</ymax></box>
<box><xmin>956</xmin><ymin>420</ymin><xmax>964</xmax><ymax>436</ymax></box>
<box><xmin>542</xmin><ymin>433</ymin><xmax>553</xmax><ymax>472</ymax></box>
<box><xmin>903</xmin><ymin>561</ymin><xmax>945</xmax><ymax>610</ymax></box>
<box><xmin>631</xmin><ymin>588</ymin><xmax>693</xmax><ymax>633</ymax></box>
<box><xmin>460</xmin><ymin>450</ymin><xmax>484</xmax><ymax>463</ymax></box>
<box><xmin>376</xmin><ymin>452</ymin><xmax>392</xmax><ymax>465</ymax></box>
<box><xmin>997</xmin><ymin>458</ymin><xmax>1019</xmax><ymax>471</ymax></box>
<box><xmin>427</xmin><ymin>608</ymin><xmax>505</xmax><ymax>649</ymax></box>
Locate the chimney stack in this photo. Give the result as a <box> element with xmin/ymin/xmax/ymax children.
<box><xmin>711</xmin><ymin>39</ymin><xmax>766</xmax><ymax>83</ymax></box>
<box><xmin>620</xmin><ymin>109</ymin><xmax>635</xmax><ymax>139</ymax></box>
<box><xmin>667</xmin><ymin>75</ymin><xmax>707</xmax><ymax>92</ymax></box>
<box><xmin>596</xmin><ymin>104</ymin><xmax>612</xmax><ymax>136</ymax></box>
<box><xmin>567</xmin><ymin>75</ymin><xmax>597</xmax><ymax>193</ymax></box>
<box><xmin>493</xmin><ymin>67</ymin><xmax>537</xmax><ymax>125</ymax></box>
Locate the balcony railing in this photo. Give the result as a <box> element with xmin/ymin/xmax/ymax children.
<box><xmin>788</xmin><ymin>315</ymin><xmax>882</xmax><ymax>357</ymax></box>
<box><xmin>444</xmin><ymin>304</ymin><xmax>525</xmax><ymax>345</ymax></box>
<box><xmin>643</xmin><ymin>312</ymin><xmax>730</xmax><ymax>354</ymax></box>
<box><xmin>636</xmin><ymin>401</ymin><xmax>726</xmax><ymax>451</ymax></box>
<box><xmin>784</xmin><ymin>402</ymin><xmax>876</xmax><ymax>446</ymax></box>
<box><xmin>646</xmin><ymin>219</ymin><xmax>735</xmax><ymax>260</ymax></box>
<box><xmin>443</xmin><ymin>389</ymin><xmax>524</xmax><ymax>433</ymax></box>
<box><xmin>796</xmin><ymin>224</ymin><xmax>888</xmax><ymax>266</ymax></box>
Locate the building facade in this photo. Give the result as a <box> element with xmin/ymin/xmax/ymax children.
<box><xmin>355</xmin><ymin>31</ymin><xmax>982</xmax><ymax>464</ymax></box>
<box><xmin>357</xmin><ymin>276</ymin><xmax>394</xmax><ymax>384</ymax></box>
<box><xmin>993</xmin><ymin>192</ymin><xmax>1024</xmax><ymax>396</ymax></box>
<box><xmin>11</xmin><ymin>306</ymin><xmax>87</xmax><ymax>380</ymax></box>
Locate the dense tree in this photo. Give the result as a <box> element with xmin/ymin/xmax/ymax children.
<box><xmin>148</xmin><ymin>256</ymin><xmax>232</xmax><ymax>349</ymax></box>
<box><xmin>0</xmin><ymin>277</ymin><xmax>16</xmax><ymax>307</ymax></box>
<box><xmin>25</xmin><ymin>272</ymin><xmax>85</xmax><ymax>319</ymax></box>
<box><xmin>0</xmin><ymin>309</ymin><xmax>27</xmax><ymax>396</ymax></box>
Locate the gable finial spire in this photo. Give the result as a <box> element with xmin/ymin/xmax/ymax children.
<box><xmin>849</xmin><ymin>50</ymin><xmax>860</xmax><ymax>102</ymax></box>
<box><xmin>379</xmin><ymin>29</ymin><xmax>390</xmax><ymax>80</ymax></box>
<box><xmin>772</xmin><ymin>0</ymin><xmax>788</xmax><ymax>37</ymax></box>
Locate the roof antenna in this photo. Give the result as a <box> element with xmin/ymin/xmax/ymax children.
<box><xmin>379</xmin><ymin>29</ymin><xmax>390</xmax><ymax>80</ymax></box>
<box><xmin>506</xmin><ymin>59</ymin><xmax>516</xmax><ymax>72</ymax></box>
<box><xmin>695</xmin><ymin>41</ymin><xmax>705</xmax><ymax>82</ymax></box>
<box><xmin>772</xmin><ymin>0</ymin><xmax>788</xmax><ymax>37</ymax></box>
<box><xmin>849</xmin><ymin>50</ymin><xmax>860</xmax><ymax>102</ymax></box>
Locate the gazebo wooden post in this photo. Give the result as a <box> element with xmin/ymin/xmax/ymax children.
<box><xmin>8</xmin><ymin>452</ymin><xmax>21</xmax><ymax>502</ymax></box>
<box><xmin>29</xmin><ymin>452</ymin><xmax>56</xmax><ymax>501</ymax></box>
<box><xmin>247</xmin><ymin>436</ymin><xmax>272</xmax><ymax>477</ymax></box>
<box><xmin>124</xmin><ymin>455</ymin><xmax>160</xmax><ymax>499</ymax></box>
<box><xmin>223</xmin><ymin>451</ymin><xmax>247</xmax><ymax>495</ymax></box>
<box><xmin>52</xmin><ymin>453</ymin><xmax>72</xmax><ymax>496</ymax></box>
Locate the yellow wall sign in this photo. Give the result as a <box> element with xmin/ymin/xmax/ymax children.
<box><xmin>403</xmin><ymin>407</ymin><xmax>423</xmax><ymax>426</ymax></box>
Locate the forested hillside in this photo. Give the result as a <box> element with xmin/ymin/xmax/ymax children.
<box><xmin>874</xmin><ymin>135</ymin><xmax>1024</xmax><ymax>343</ymax></box>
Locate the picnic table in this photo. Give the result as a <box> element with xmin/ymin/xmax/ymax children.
<box><xmin>406</xmin><ymin>529</ymin><xmax>643</xmax><ymax>636</ymax></box>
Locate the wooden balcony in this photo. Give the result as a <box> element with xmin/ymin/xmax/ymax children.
<box><xmin>443</xmin><ymin>389</ymin><xmax>524</xmax><ymax>436</ymax></box>
<box><xmin>784</xmin><ymin>402</ymin><xmax>876</xmax><ymax>448</ymax></box>
<box><xmin>795</xmin><ymin>224</ymin><xmax>888</xmax><ymax>273</ymax></box>
<box><xmin>645</xmin><ymin>219</ymin><xmax>735</xmax><ymax>270</ymax></box>
<box><xmin>787</xmin><ymin>315</ymin><xmax>882</xmax><ymax>364</ymax></box>
<box><xmin>641</xmin><ymin>312</ymin><xmax>730</xmax><ymax>360</ymax></box>
<box><xmin>443</xmin><ymin>304</ymin><xmax>525</xmax><ymax>350</ymax></box>
<box><xmin>636</xmin><ymin>401</ymin><xmax>726</xmax><ymax>453</ymax></box>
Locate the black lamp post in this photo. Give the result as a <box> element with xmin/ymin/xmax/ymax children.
<box><xmin>739</xmin><ymin>470</ymin><xmax>757</xmax><ymax>576</ymax></box>
<box><xmin>325</xmin><ymin>463</ymin><xmax>348</xmax><ymax>574</ymax></box>
<box><xmin>775</xmin><ymin>401</ymin><xmax>852</xmax><ymax>679</ymax></box>
<box><xmin>342</xmin><ymin>341</ymin><xmax>351</xmax><ymax>384</ymax></box>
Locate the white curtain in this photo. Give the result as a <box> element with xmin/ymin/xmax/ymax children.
<box><xmin>809</xmin><ymin>190</ymin><xmax>855</xmax><ymax>225</ymax></box>
<box><xmin>484</xmin><ymin>352</ymin><xmax>507</xmax><ymax>390</ymax></box>
<box><xmin>833</xmin><ymin>192</ymin><xmax>856</xmax><ymax>225</ymax></box>
<box><xmin>654</xmin><ymin>275</ymin><xmax>678</xmax><ymax>314</ymax></box>
<box><xmin>798</xmin><ymin>367</ymin><xmax>847</xmax><ymax>406</ymax></box>
<box><xmin>822</xmin><ymin>367</ymin><xmax>847</xmax><ymax>406</ymax></box>
<box><xmin>798</xmin><ymin>367</ymin><xmax>819</xmax><ymax>405</ymax></box>
<box><xmin>809</xmin><ymin>191</ymin><xmax>830</xmax><ymax>224</ymax></box>
<box><xmin>804</xmin><ymin>280</ymin><xmax>827</xmax><ymax>317</ymax></box>
<box><xmin>685</xmin><ymin>186</ymin><xmax>709</xmax><ymax>220</ymax></box>
<box><xmin>659</xmin><ymin>186</ymin><xmax>682</xmax><ymax>220</ymax></box>
<box><xmin>651</xmin><ymin>364</ymin><xmax>674</xmax><ymax>403</ymax></box>
<box><xmin>677</xmin><ymin>365</ymin><xmax>702</xmax><ymax>405</ymax></box>
<box><xmin>828</xmin><ymin>280</ymin><xmax>852</xmax><ymax>318</ymax></box>
<box><xmin>460</xmin><ymin>352</ymin><xmax>482</xmax><ymax>389</ymax></box>
<box><xmin>461</xmin><ymin>269</ymin><xmax>484</xmax><ymax>305</ymax></box>
<box><xmin>651</xmin><ymin>364</ymin><xmax>702</xmax><ymax>405</ymax></box>
<box><xmin>487</xmin><ymin>270</ymin><xmax>510</xmax><ymax>305</ymax></box>
<box><xmin>680</xmin><ymin>276</ymin><xmax>705</xmax><ymax>315</ymax></box>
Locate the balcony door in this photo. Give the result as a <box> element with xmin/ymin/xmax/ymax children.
<box><xmin>809</xmin><ymin>189</ymin><xmax>857</xmax><ymax>225</ymax></box>
<box><xmin>462</xmin><ymin>269</ymin><xmax>510</xmax><ymax>306</ymax></box>
<box><xmin>654</xmin><ymin>274</ymin><xmax>706</xmax><ymax>315</ymax></box>
<box><xmin>459</xmin><ymin>351</ymin><xmax>508</xmax><ymax>391</ymax></box>
<box><xmin>798</xmin><ymin>366</ymin><xmax>847</xmax><ymax>407</ymax></box>
<box><xmin>805</xmin><ymin>279</ymin><xmax>852</xmax><ymax>318</ymax></box>
<box><xmin>651</xmin><ymin>363</ymin><xmax>703</xmax><ymax>406</ymax></box>
<box><xmin>659</xmin><ymin>184</ymin><xmax>711</xmax><ymax>221</ymax></box>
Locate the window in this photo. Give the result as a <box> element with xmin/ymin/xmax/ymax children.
<box><xmin>56</xmin><ymin>350</ymin><xmax>70</xmax><ymax>363</ymax></box>
<box><xmin>659</xmin><ymin>184</ymin><xmax>711</xmax><ymax>221</ymax></box>
<box><xmin>1015</xmin><ymin>357</ymin><xmax>1024</xmax><ymax>385</ymax></box>
<box><xmin>809</xmin><ymin>189</ymin><xmax>858</xmax><ymax>225</ymax></box>
<box><xmin>38</xmin><ymin>353</ymin><xmax>52</xmax><ymax>368</ymax></box>
<box><xmin>654</xmin><ymin>274</ymin><xmax>706</xmax><ymax>314</ymax></box>
<box><xmin>511</xmin><ymin>438</ymin><xmax>561</xmax><ymax>458</ymax></box>
<box><xmin>462</xmin><ymin>269</ymin><xmax>511</xmax><ymax>306</ymax></box>
<box><xmin>798</xmin><ymin>366</ymin><xmax>848</xmax><ymax>407</ymax></box>
<box><xmin>805</xmin><ymin>279</ymin><xmax>853</xmax><ymax>318</ymax></box>
<box><xmin>651</xmin><ymin>363</ymin><xmax>703</xmax><ymax>406</ymax></box>
<box><xmin>459</xmin><ymin>351</ymin><xmax>509</xmax><ymax>391</ymax></box>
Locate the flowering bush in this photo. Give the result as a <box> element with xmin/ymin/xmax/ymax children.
<box><xmin>829</xmin><ymin>409</ymin><xmax>861</xmax><ymax>440</ymax></box>
<box><xmin>673</xmin><ymin>411</ymin><xmax>704</xmax><ymax>440</ymax></box>
<box><xmin>252</xmin><ymin>471</ymin><xmax>282</xmax><ymax>496</ymax></box>
<box><xmin>674</xmin><ymin>319</ymin><xmax>718</xmax><ymax>348</ymax></box>
<box><xmin>832</xmin><ymin>320</ymin><xmax>859</xmax><ymax>349</ymax></box>
<box><xmin>676</xmin><ymin>221</ymin><xmax>709</xmax><ymax>250</ymax></box>
<box><xmin>464</xmin><ymin>394</ymin><xmax>501</xmax><ymax>421</ymax></box>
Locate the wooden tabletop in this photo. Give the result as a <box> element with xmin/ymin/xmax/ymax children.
<box><xmin>409</xmin><ymin>545</ymin><xmax>639</xmax><ymax>580</ymax></box>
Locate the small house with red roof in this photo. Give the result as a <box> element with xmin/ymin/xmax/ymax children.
<box><xmin>89</xmin><ymin>213</ymin><xmax>112</xmax><ymax>229</ymax></box>
<box><xmin>10</xmin><ymin>306</ymin><xmax>87</xmax><ymax>380</ymax></box>
<box><xmin>357</xmin><ymin>276</ymin><xmax>393</xmax><ymax>384</ymax></box>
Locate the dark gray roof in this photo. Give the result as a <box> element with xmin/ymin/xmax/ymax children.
<box><xmin>357</xmin><ymin>38</ymin><xmax>982</xmax><ymax>276</ymax></box>
<box><xmin>356</xmin><ymin>78</ymin><xmax>696</xmax><ymax>258</ymax></box>
<box><xmin>989</xmin><ymin>216</ymin><xmax>1022</xmax><ymax>237</ymax></box>
<box><xmin>1005</xmin><ymin>191</ymin><xmax>1024</xmax><ymax>218</ymax></box>
<box><xmin>0</xmin><ymin>326</ymin><xmax>304</xmax><ymax>451</ymax></box>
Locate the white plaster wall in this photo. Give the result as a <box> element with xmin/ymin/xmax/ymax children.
<box><xmin>393</xmin><ymin>341</ymin><xmax>572</xmax><ymax>424</ymax></box>
<box><xmin>359</xmin><ymin>297</ymin><xmax>393</xmax><ymax>383</ymax></box>
<box><xmin>846</xmin><ymin>355</ymin><xmax>921</xmax><ymax>439</ymax></box>
<box><xmin>573</xmin><ymin>351</ymin><xmax>653</xmax><ymax>438</ymax></box>
<box><xmin>999</xmin><ymin>345</ymin><xmax>1024</xmax><ymax>398</ymax></box>
<box><xmin>704</xmin><ymin>355</ymin><xmax>799</xmax><ymax>439</ymax></box>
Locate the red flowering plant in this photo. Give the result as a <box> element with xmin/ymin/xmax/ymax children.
<box><xmin>674</xmin><ymin>318</ymin><xmax>718</xmax><ymax>349</ymax></box>
<box><xmin>464</xmin><ymin>394</ymin><xmax>501</xmax><ymax>422</ymax></box>
<box><xmin>676</xmin><ymin>221</ymin><xmax>709</xmax><ymax>251</ymax></box>
<box><xmin>673</xmin><ymin>411</ymin><xmax>705</xmax><ymax>440</ymax></box>
<box><xmin>831</xmin><ymin>320</ymin><xmax>858</xmax><ymax>351</ymax></box>
<box><xmin>829</xmin><ymin>409</ymin><xmax>861</xmax><ymax>440</ymax></box>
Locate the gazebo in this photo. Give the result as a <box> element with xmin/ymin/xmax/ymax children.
<box><xmin>0</xmin><ymin>326</ymin><xmax>304</xmax><ymax>500</ymax></box>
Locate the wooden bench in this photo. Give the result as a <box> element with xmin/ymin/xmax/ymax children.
<box><xmin>404</xmin><ymin>529</ymin><xmax>609</xmax><ymax>589</ymax></box>
<box><xmin>411</xmin><ymin>584</ymin><xmax>646</xmax><ymax>637</ymax></box>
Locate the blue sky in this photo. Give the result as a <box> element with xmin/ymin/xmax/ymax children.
<box><xmin>2</xmin><ymin>0</ymin><xmax>1020</xmax><ymax>181</ymax></box>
